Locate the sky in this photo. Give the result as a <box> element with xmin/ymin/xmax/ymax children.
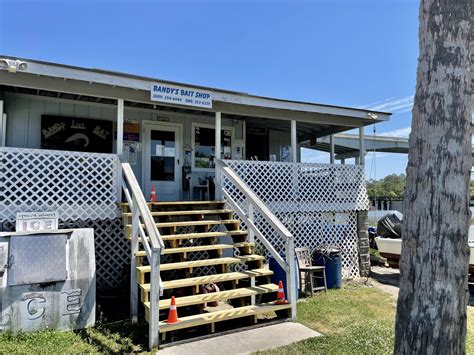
<box><xmin>0</xmin><ymin>0</ymin><xmax>419</xmax><ymax>179</ymax></box>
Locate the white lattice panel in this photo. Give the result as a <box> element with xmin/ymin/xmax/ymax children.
<box><xmin>0</xmin><ymin>147</ymin><xmax>121</xmax><ymax>221</ymax></box>
<box><xmin>220</xmin><ymin>160</ymin><xmax>369</xmax><ymax>278</ymax></box>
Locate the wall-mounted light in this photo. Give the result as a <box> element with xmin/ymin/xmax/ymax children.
<box><xmin>0</xmin><ymin>59</ymin><xmax>28</xmax><ymax>73</ymax></box>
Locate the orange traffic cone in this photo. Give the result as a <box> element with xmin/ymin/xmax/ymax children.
<box><xmin>275</xmin><ymin>280</ymin><xmax>288</xmax><ymax>304</ymax></box>
<box><xmin>150</xmin><ymin>185</ymin><xmax>157</xmax><ymax>202</ymax></box>
<box><xmin>165</xmin><ymin>296</ymin><xmax>180</xmax><ymax>323</ymax></box>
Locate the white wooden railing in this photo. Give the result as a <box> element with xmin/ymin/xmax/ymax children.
<box><xmin>121</xmin><ymin>162</ymin><xmax>164</xmax><ymax>350</ymax></box>
<box><xmin>215</xmin><ymin>159</ymin><xmax>297</xmax><ymax>319</ymax></box>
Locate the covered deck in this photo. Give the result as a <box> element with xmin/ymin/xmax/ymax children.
<box><xmin>0</xmin><ymin>56</ymin><xmax>390</xmax><ymax>200</ymax></box>
<box><xmin>0</xmin><ymin>55</ymin><xmax>390</xmax><ymax>292</ymax></box>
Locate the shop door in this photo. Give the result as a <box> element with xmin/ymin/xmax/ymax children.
<box><xmin>144</xmin><ymin>123</ymin><xmax>181</xmax><ymax>201</ymax></box>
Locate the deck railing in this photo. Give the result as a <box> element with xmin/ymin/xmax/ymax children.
<box><xmin>215</xmin><ymin>159</ymin><xmax>297</xmax><ymax>319</ymax></box>
<box><xmin>121</xmin><ymin>162</ymin><xmax>164</xmax><ymax>350</ymax></box>
<box><xmin>217</xmin><ymin>159</ymin><xmax>369</xmax><ymax>279</ymax></box>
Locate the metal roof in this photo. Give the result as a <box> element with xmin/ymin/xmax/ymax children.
<box><xmin>0</xmin><ymin>55</ymin><xmax>391</xmax><ymax>124</ymax></box>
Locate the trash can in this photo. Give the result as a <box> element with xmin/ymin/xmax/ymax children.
<box><xmin>313</xmin><ymin>246</ymin><xmax>342</xmax><ymax>289</ymax></box>
<box><xmin>269</xmin><ymin>256</ymin><xmax>298</xmax><ymax>300</ymax></box>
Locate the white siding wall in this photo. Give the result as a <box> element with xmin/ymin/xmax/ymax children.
<box><xmin>4</xmin><ymin>92</ymin><xmax>244</xmax><ymax>186</ymax></box>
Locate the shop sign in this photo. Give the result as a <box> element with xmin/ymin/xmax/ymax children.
<box><xmin>41</xmin><ymin>115</ymin><xmax>113</xmax><ymax>153</ymax></box>
<box><xmin>151</xmin><ymin>82</ymin><xmax>213</xmax><ymax>109</ymax></box>
<box><xmin>15</xmin><ymin>211</ymin><xmax>59</xmax><ymax>232</ymax></box>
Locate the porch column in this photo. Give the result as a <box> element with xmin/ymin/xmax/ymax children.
<box><xmin>329</xmin><ymin>134</ymin><xmax>335</xmax><ymax>164</ymax></box>
<box><xmin>215</xmin><ymin>111</ymin><xmax>222</xmax><ymax>200</ymax></box>
<box><xmin>0</xmin><ymin>100</ymin><xmax>4</xmax><ymax>146</ymax></box>
<box><xmin>341</xmin><ymin>158</ymin><xmax>345</xmax><ymax>165</ymax></box>
<box><xmin>215</xmin><ymin>112</ymin><xmax>221</xmax><ymax>161</ymax></box>
<box><xmin>358</xmin><ymin>127</ymin><xmax>365</xmax><ymax>165</ymax></box>
<box><xmin>117</xmin><ymin>98</ymin><xmax>124</xmax><ymax>156</ymax></box>
<box><xmin>291</xmin><ymin>120</ymin><xmax>297</xmax><ymax>163</ymax></box>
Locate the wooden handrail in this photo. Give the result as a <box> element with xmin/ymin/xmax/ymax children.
<box><xmin>121</xmin><ymin>162</ymin><xmax>163</xmax><ymax>349</ymax></box>
<box><xmin>215</xmin><ymin>159</ymin><xmax>296</xmax><ymax>319</ymax></box>
<box><xmin>215</xmin><ymin>160</ymin><xmax>293</xmax><ymax>240</ymax></box>
<box><xmin>121</xmin><ymin>163</ymin><xmax>164</xmax><ymax>251</ymax></box>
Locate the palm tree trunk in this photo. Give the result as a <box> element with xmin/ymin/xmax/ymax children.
<box><xmin>394</xmin><ymin>1</ymin><xmax>472</xmax><ymax>354</ymax></box>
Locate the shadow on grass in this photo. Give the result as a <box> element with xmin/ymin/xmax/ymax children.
<box><xmin>370</xmin><ymin>267</ymin><xmax>400</xmax><ymax>287</ymax></box>
<box><xmin>77</xmin><ymin>320</ymin><xmax>149</xmax><ymax>353</ymax></box>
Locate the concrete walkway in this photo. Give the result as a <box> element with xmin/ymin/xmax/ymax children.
<box><xmin>158</xmin><ymin>322</ymin><xmax>321</xmax><ymax>354</ymax></box>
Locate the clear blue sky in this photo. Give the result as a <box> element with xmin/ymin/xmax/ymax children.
<box><xmin>0</xmin><ymin>0</ymin><xmax>419</xmax><ymax>179</ymax></box>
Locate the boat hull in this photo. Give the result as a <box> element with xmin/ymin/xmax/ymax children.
<box><xmin>375</xmin><ymin>237</ymin><xmax>474</xmax><ymax>272</ymax></box>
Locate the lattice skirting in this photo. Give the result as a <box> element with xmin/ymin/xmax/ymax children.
<box><xmin>0</xmin><ymin>218</ymin><xmax>129</xmax><ymax>290</ymax></box>
<box><xmin>233</xmin><ymin>209</ymin><xmax>360</xmax><ymax>278</ymax></box>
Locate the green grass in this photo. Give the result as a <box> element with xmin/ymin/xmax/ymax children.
<box><xmin>0</xmin><ymin>321</ymin><xmax>148</xmax><ymax>354</ymax></box>
<box><xmin>1</xmin><ymin>285</ymin><xmax>474</xmax><ymax>354</ymax></box>
<box><xmin>259</xmin><ymin>284</ymin><xmax>396</xmax><ymax>354</ymax></box>
<box><xmin>260</xmin><ymin>283</ymin><xmax>474</xmax><ymax>355</ymax></box>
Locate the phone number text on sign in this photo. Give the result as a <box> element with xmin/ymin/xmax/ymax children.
<box><xmin>151</xmin><ymin>82</ymin><xmax>213</xmax><ymax>109</ymax></box>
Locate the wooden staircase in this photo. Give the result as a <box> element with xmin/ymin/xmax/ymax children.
<box><xmin>122</xmin><ymin>200</ymin><xmax>291</xmax><ymax>344</ymax></box>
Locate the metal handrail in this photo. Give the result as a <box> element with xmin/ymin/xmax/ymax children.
<box><xmin>215</xmin><ymin>159</ymin><xmax>296</xmax><ymax>319</ymax></box>
<box><xmin>121</xmin><ymin>162</ymin><xmax>164</xmax><ymax>349</ymax></box>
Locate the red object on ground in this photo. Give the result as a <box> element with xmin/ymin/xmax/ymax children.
<box><xmin>150</xmin><ymin>185</ymin><xmax>157</xmax><ymax>202</ymax></box>
<box><xmin>275</xmin><ymin>280</ymin><xmax>288</xmax><ymax>304</ymax></box>
<box><xmin>165</xmin><ymin>296</ymin><xmax>180</xmax><ymax>323</ymax></box>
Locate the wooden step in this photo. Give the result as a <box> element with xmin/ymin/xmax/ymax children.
<box><xmin>139</xmin><ymin>268</ymin><xmax>273</xmax><ymax>291</ymax></box>
<box><xmin>153</xmin><ymin>303</ymin><xmax>291</xmax><ymax>332</ymax></box>
<box><xmin>144</xmin><ymin>284</ymin><xmax>279</xmax><ymax>310</ymax></box>
<box><xmin>134</xmin><ymin>242</ymin><xmax>254</xmax><ymax>256</ymax></box>
<box><xmin>124</xmin><ymin>221</ymin><xmax>241</xmax><ymax>239</ymax></box>
<box><xmin>150</xmin><ymin>200</ymin><xmax>224</xmax><ymax>206</ymax></box>
<box><xmin>137</xmin><ymin>255</ymin><xmax>265</xmax><ymax>273</ymax></box>
<box><xmin>162</xmin><ymin>231</ymin><xmax>247</xmax><ymax>241</ymax></box>
<box><xmin>156</xmin><ymin>219</ymin><xmax>240</xmax><ymax>228</ymax></box>
<box><xmin>125</xmin><ymin>230</ymin><xmax>247</xmax><ymax>241</ymax></box>
<box><xmin>119</xmin><ymin>201</ymin><xmax>225</xmax><ymax>212</ymax></box>
<box><xmin>123</xmin><ymin>209</ymin><xmax>233</xmax><ymax>218</ymax></box>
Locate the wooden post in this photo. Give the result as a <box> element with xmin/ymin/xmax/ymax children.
<box><xmin>117</xmin><ymin>98</ymin><xmax>124</xmax><ymax>156</ymax></box>
<box><xmin>149</xmin><ymin>249</ymin><xmax>161</xmax><ymax>350</ymax></box>
<box><xmin>291</xmin><ymin>120</ymin><xmax>297</xmax><ymax>163</ymax></box>
<box><xmin>130</xmin><ymin>196</ymin><xmax>139</xmax><ymax>323</ymax></box>
<box><xmin>215</xmin><ymin>111</ymin><xmax>221</xmax><ymax>162</ymax></box>
<box><xmin>285</xmin><ymin>235</ymin><xmax>296</xmax><ymax>319</ymax></box>
<box><xmin>358</xmin><ymin>127</ymin><xmax>365</xmax><ymax>165</ymax></box>
<box><xmin>248</xmin><ymin>202</ymin><xmax>256</xmax><ymax>305</ymax></box>
<box><xmin>215</xmin><ymin>112</ymin><xmax>222</xmax><ymax>199</ymax></box>
<box><xmin>0</xmin><ymin>100</ymin><xmax>4</xmax><ymax>146</ymax></box>
<box><xmin>329</xmin><ymin>134</ymin><xmax>335</xmax><ymax>164</ymax></box>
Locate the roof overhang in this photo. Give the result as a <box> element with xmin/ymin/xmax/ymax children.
<box><xmin>0</xmin><ymin>55</ymin><xmax>391</xmax><ymax>130</ymax></box>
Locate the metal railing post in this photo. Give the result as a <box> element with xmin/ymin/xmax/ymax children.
<box><xmin>149</xmin><ymin>249</ymin><xmax>161</xmax><ymax>350</ymax></box>
<box><xmin>130</xmin><ymin>195</ymin><xmax>139</xmax><ymax>323</ymax></box>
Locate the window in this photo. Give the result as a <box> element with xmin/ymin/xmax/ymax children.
<box><xmin>193</xmin><ymin>125</ymin><xmax>233</xmax><ymax>170</ymax></box>
<box><xmin>150</xmin><ymin>130</ymin><xmax>175</xmax><ymax>181</ymax></box>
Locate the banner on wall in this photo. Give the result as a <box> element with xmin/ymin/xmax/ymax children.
<box><xmin>151</xmin><ymin>82</ymin><xmax>213</xmax><ymax>109</ymax></box>
<box><xmin>123</xmin><ymin>118</ymin><xmax>140</xmax><ymax>142</ymax></box>
<box><xmin>41</xmin><ymin>115</ymin><xmax>113</xmax><ymax>153</ymax></box>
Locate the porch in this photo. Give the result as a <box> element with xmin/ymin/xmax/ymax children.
<box><xmin>0</xmin><ymin>56</ymin><xmax>390</xmax><ymax>203</ymax></box>
<box><xmin>0</xmin><ymin>55</ymin><xmax>389</xmax><ymax>348</ymax></box>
